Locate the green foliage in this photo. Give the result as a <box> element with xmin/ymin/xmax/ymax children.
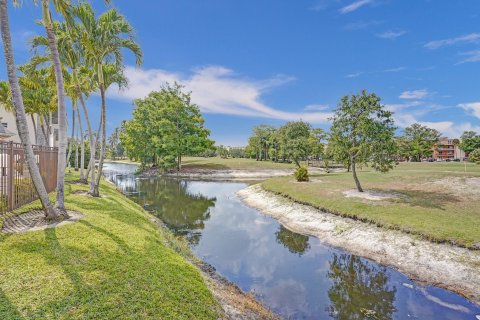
<box><xmin>397</xmin><ymin>123</ymin><xmax>441</xmax><ymax>161</ymax></box>
<box><xmin>277</xmin><ymin>121</ymin><xmax>312</xmax><ymax>167</ymax></box>
<box><xmin>329</xmin><ymin>90</ymin><xmax>397</xmax><ymax>191</ymax></box>
<box><xmin>469</xmin><ymin>148</ymin><xmax>480</xmax><ymax>164</ymax></box>
<box><xmin>460</xmin><ymin>131</ymin><xmax>480</xmax><ymax>154</ymax></box>
<box><xmin>294</xmin><ymin>167</ymin><xmax>309</xmax><ymax>182</ymax></box>
<box><xmin>309</xmin><ymin>128</ymin><xmax>326</xmax><ymax>159</ymax></box>
<box><xmin>121</xmin><ymin>83</ymin><xmax>214</xmax><ymax>170</ymax></box>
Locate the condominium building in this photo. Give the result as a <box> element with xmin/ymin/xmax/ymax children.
<box><xmin>0</xmin><ymin>108</ymin><xmax>59</xmax><ymax>147</ymax></box>
<box><xmin>433</xmin><ymin>137</ymin><xmax>465</xmax><ymax>160</ymax></box>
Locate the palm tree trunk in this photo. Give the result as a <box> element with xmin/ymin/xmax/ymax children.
<box><xmin>93</xmin><ymin>85</ymin><xmax>106</xmax><ymax>197</ymax></box>
<box><xmin>77</xmin><ymin>107</ymin><xmax>85</xmax><ymax>181</ymax></box>
<box><xmin>351</xmin><ymin>155</ymin><xmax>363</xmax><ymax>192</ymax></box>
<box><xmin>0</xmin><ymin>0</ymin><xmax>59</xmax><ymax>219</ymax></box>
<box><xmin>74</xmin><ymin>115</ymin><xmax>79</xmax><ymax>171</ymax></box>
<box><xmin>42</xmin><ymin>2</ymin><xmax>67</xmax><ymax>211</ymax></box>
<box><xmin>30</xmin><ymin>114</ymin><xmax>37</xmax><ymax>144</ymax></box>
<box><xmin>75</xmin><ymin>83</ymin><xmax>96</xmax><ymax>186</ymax></box>
<box><xmin>66</xmin><ymin>104</ymin><xmax>75</xmax><ymax>168</ymax></box>
<box><xmin>86</xmin><ymin>104</ymin><xmax>102</xmax><ymax>189</ymax></box>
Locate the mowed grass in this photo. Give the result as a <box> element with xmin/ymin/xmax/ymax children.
<box><xmin>0</xmin><ymin>173</ymin><xmax>218</xmax><ymax>319</ymax></box>
<box><xmin>262</xmin><ymin>162</ymin><xmax>480</xmax><ymax>248</ymax></box>
<box><xmin>182</xmin><ymin>156</ymin><xmax>296</xmax><ymax>170</ymax></box>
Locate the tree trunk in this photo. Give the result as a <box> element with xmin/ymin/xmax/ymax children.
<box><xmin>93</xmin><ymin>85</ymin><xmax>106</xmax><ymax>197</ymax></box>
<box><xmin>77</xmin><ymin>105</ymin><xmax>85</xmax><ymax>181</ymax></box>
<box><xmin>74</xmin><ymin>113</ymin><xmax>79</xmax><ymax>171</ymax></box>
<box><xmin>177</xmin><ymin>154</ymin><xmax>181</xmax><ymax>171</ymax></box>
<box><xmin>0</xmin><ymin>0</ymin><xmax>59</xmax><ymax>219</ymax></box>
<box><xmin>42</xmin><ymin>114</ymin><xmax>51</xmax><ymax>147</ymax></box>
<box><xmin>351</xmin><ymin>156</ymin><xmax>363</xmax><ymax>192</ymax></box>
<box><xmin>66</xmin><ymin>104</ymin><xmax>75</xmax><ymax>168</ymax></box>
<box><xmin>43</xmin><ymin>3</ymin><xmax>67</xmax><ymax>211</ymax></box>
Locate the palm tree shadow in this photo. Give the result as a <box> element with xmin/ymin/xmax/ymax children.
<box><xmin>78</xmin><ymin>220</ymin><xmax>131</xmax><ymax>254</ymax></box>
<box><xmin>0</xmin><ymin>288</ymin><xmax>25</xmax><ymax>320</ymax></box>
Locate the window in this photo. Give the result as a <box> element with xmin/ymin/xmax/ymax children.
<box><xmin>54</xmin><ymin>129</ymin><xmax>59</xmax><ymax>141</ymax></box>
<box><xmin>2</xmin><ymin>122</ymin><xmax>7</xmax><ymax>128</ymax></box>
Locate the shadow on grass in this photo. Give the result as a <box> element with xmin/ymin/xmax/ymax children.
<box><xmin>0</xmin><ymin>288</ymin><xmax>25</xmax><ymax>320</ymax></box>
<box><xmin>392</xmin><ymin>189</ymin><xmax>460</xmax><ymax>210</ymax></box>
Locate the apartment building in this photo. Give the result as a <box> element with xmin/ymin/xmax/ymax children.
<box><xmin>433</xmin><ymin>137</ymin><xmax>465</xmax><ymax>161</ymax></box>
<box><xmin>0</xmin><ymin>108</ymin><xmax>59</xmax><ymax>147</ymax></box>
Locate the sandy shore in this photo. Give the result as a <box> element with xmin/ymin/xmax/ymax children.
<box><xmin>237</xmin><ymin>184</ymin><xmax>480</xmax><ymax>305</ymax></box>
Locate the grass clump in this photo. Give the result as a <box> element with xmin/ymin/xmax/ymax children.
<box><xmin>262</xmin><ymin>162</ymin><xmax>480</xmax><ymax>248</ymax></box>
<box><xmin>294</xmin><ymin>167</ymin><xmax>309</xmax><ymax>182</ymax></box>
<box><xmin>0</xmin><ymin>173</ymin><xmax>218</xmax><ymax>319</ymax></box>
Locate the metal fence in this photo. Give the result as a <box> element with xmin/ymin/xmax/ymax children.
<box><xmin>0</xmin><ymin>142</ymin><xmax>58</xmax><ymax>214</ymax></box>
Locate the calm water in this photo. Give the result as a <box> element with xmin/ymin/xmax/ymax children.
<box><xmin>104</xmin><ymin>162</ymin><xmax>480</xmax><ymax>320</ymax></box>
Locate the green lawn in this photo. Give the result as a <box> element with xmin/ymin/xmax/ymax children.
<box><xmin>262</xmin><ymin>162</ymin><xmax>480</xmax><ymax>248</ymax></box>
<box><xmin>182</xmin><ymin>156</ymin><xmax>296</xmax><ymax>170</ymax></box>
<box><xmin>0</xmin><ymin>173</ymin><xmax>218</xmax><ymax>319</ymax></box>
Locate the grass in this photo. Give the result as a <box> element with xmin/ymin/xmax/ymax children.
<box><xmin>262</xmin><ymin>162</ymin><xmax>480</xmax><ymax>248</ymax></box>
<box><xmin>181</xmin><ymin>156</ymin><xmax>297</xmax><ymax>170</ymax></box>
<box><xmin>0</xmin><ymin>172</ymin><xmax>218</xmax><ymax>319</ymax></box>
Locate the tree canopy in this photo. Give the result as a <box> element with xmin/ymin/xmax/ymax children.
<box><xmin>121</xmin><ymin>83</ymin><xmax>214</xmax><ymax>170</ymax></box>
<box><xmin>329</xmin><ymin>90</ymin><xmax>396</xmax><ymax>192</ymax></box>
<box><xmin>397</xmin><ymin>123</ymin><xmax>441</xmax><ymax>161</ymax></box>
<box><xmin>459</xmin><ymin>131</ymin><xmax>480</xmax><ymax>155</ymax></box>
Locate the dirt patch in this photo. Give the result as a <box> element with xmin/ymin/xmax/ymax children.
<box><xmin>1</xmin><ymin>210</ymin><xmax>84</xmax><ymax>234</ymax></box>
<box><xmin>428</xmin><ymin>177</ymin><xmax>480</xmax><ymax>199</ymax></box>
<box><xmin>237</xmin><ymin>185</ymin><xmax>480</xmax><ymax>305</ymax></box>
<box><xmin>343</xmin><ymin>189</ymin><xmax>399</xmax><ymax>201</ymax></box>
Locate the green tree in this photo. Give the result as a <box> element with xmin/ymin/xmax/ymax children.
<box><xmin>469</xmin><ymin>148</ymin><xmax>480</xmax><ymax>164</ymax></box>
<box><xmin>459</xmin><ymin>131</ymin><xmax>480</xmax><ymax>155</ymax></box>
<box><xmin>252</xmin><ymin>124</ymin><xmax>275</xmax><ymax>161</ymax></box>
<box><xmin>74</xmin><ymin>2</ymin><xmax>142</xmax><ymax>196</ymax></box>
<box><xmin>329</xmin><ymin>90</ymin><xmax>397</xmax><ymax>192</ymax></box>
<box><xmin>122</xmin><ymin>83</ymin><xmax>214</xmax><ymax>170</ymax></box>
<box><xmin>277</xmin><ymin>121</ymin><xmax>312</xmax><ymax>167</ymax></box>
<box><xmin>309</xmin><ymin>128</ymin><xmax>326</xmax><ymax>160</ymax></box>
<box><xmin>398</xmin><ymin>123</ymin><xmax>441</xmax><ymax>162</ymax></box>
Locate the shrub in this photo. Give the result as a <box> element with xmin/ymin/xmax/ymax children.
<box><xmin>469</xmin><ymin>148</ymin><xmax>480</xmax><ymax>164</ymax></box>
<box><xmin>294</xmin><ymin>167</ymin><xmax>309</xmax><ymax>182</ymax></box>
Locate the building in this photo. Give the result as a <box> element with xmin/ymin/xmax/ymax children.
<box><xmin>433</xmin><ymin>137</ymin><xmax>465</xmax><ymax>161</ymax></box>
<box><xmin>0</xmin><ymin>108</ymin><xmax>59</xmax><ymax>147</ymax></box>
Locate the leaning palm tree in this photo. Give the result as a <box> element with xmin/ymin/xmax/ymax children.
<box><xmin>74</xmin><ymin>2</ymin><xmax>142</xmax><ymax>196</ymax></box>
<box><xmin>0</xmin><ymin>0</ymin><xmax>59</xmax><ymax>219</ymax></box>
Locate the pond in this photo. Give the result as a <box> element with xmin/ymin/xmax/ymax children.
<box><xmin>103</xmin><ymin>162</ymin><xmax>480</xmax><ymax>320</ymax></box>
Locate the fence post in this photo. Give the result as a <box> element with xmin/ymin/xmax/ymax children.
<box><xmin>7</xmin><ymin>141</ymin><xmax>14</xmax><ymax>211</ymax></box>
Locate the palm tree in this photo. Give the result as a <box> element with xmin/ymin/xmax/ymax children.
<box><xmin>74</xmin><ymin>3</ymin><xmax>142</xmax><ymax>196</ymax></box>
<box><xmin>0</xmin><ymin>0</ymin><xmax>59</xmax><ymax>219</ymax></box>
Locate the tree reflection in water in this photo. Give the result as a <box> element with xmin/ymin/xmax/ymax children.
<box><xmin>275</xmin><ymin>225</ymin><xmax>310</xmax><ymax>256</ymax></box>
<box><xmin>327</xmin><ymin>253</ymin><xmax>396</xmax><ymax>320</ymax></box>
<box><xmin>131</xmin><ymin>178</ymin><xmax>216</xmax><ymax>244</ymax></box>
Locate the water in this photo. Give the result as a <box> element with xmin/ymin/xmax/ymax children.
<box><xmin>104</xmin><ymin>162</ymin><xmax>480</xmax><ymax>320</ymax></box>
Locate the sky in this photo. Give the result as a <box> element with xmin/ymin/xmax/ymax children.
<box><xmin>1</xmin><ymin>0</ymin><xmax>480</xmax><ymax>146</ymax></box>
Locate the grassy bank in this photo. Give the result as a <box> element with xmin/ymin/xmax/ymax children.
<box><xmin>262</xmin><ymin>162</ymin><xmax>480</xmax><ymax>248</ymax></box>
<box><xmin>0</xmin><ymin>173</ymin><xmax>218</xmax><ymax>319</ymax></box>
<box><xmin>182</xmin><ymin>156</ymin><xmax>296</xmax><ymax>170</ymax></box>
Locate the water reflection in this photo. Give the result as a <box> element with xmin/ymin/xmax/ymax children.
<box><xmin>276</xmin><ymin>225</ymin><xmax>310</xmax><ymax>256</ymax></box>
<box><xmin>327</xmin><ymin>253</ymin><xmax>396</xmax><ymax>320</ymax></box>
<box><xmin>104</xmin><ymin>163</ymin><xmax>480</xmax><ymax>320</ymax></box>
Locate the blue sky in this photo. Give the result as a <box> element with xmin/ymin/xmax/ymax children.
<box><xmin>2</xmin><ymin>0</ymin><xmax>480</xmax><ymax>145</ymax></box>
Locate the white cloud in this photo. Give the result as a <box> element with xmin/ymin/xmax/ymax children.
<box><xmin>458</xmin><ymin>102</ymin><xmax>480</xmax><ymax>119</ymax></box>
<box><xmin>340</xmin><ymin>0</ymin><xmax>372</xmax><ymax>14</ymax></box>
<box><xmin>110</xmin><ymin>65</ymin><xmax>332</xmax><ymax>123</ymax></box>
<box><xmin>457</xmin><ymin>50</ymin><xmax>480</xmax><ymax>64</ymax></box>
<box><xmin>399</xmin><ymin>89</ymin><xmax>430</xmax><ymax>100</ymax></box>
<box><xmin>376</xmin><ymin>30</ymin><xmax>406</xmax><ymax>39</ymax></box>
<box><xmin>303</xmin><ymin>104</ymin><xmax>329</xmax><ymax>111</ymax></box>
<box><xmin>346</xmin><ymin>67</ymin><xmax>405</xmax><ymax>78</ymax></box>
<box><xmin>424</xmin><ymin>33</ymin><xmax>480</xmax><ymax>50</ymax></box>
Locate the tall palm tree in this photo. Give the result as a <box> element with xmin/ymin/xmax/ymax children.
<box><xmin>74</xmin><ymin>3</ymin><xmax>142</xmax><ymax>196</ymax></box>
<box><xmin>0</xmin><ymin>0</ymin><xmax>59</xmax><ymax>218</ymax></box>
